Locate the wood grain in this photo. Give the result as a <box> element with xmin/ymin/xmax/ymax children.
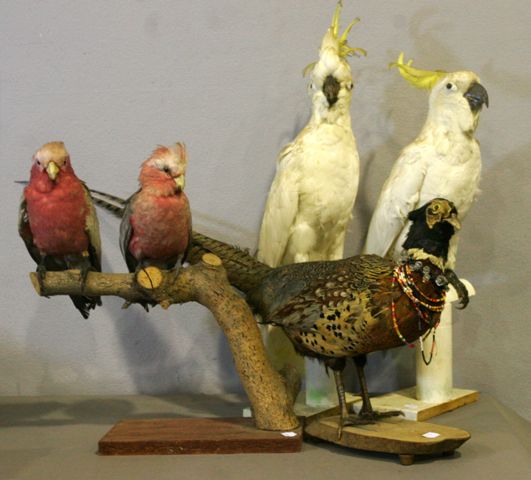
<box><xmin>304</xmin><ymin>414</ymin><xmax>470</xmax><ymax>464</ymax></box>
<box><xmin>29</xmin><ymin>256</ymin><xmax>299</xmax><ymax>431</ymax></box>
<box><xmin>98</xmin><ymin>418</ymin><xmax>303</xmax><ymax>455</ymax></box>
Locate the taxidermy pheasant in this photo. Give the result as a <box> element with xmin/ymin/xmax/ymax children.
<box><xmin>119</xmin><ymin>144</ymin><xmax>192</xmax><ymax>309</ymax></box>
<box><xmin>188</xmin><ymin>199</ymin><xmax>467</xmax><ymax>438</ymax></box>
<box><xmin>257</xmin><ymin>0</ymin><xmax>365</xmax><ymax>267</ymax></box>
<box><xmin>364</xmin><ymin>53</ymin><xmax>488</xmax><ymax>279</ymax></box>
<box><xmin>18</xmin><ymin>141</ymin><xmax>102</xmax><ymax>319</ymax></box>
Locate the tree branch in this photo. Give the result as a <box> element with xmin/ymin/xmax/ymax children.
<box><xmin>29</xmin><ymin>254</ymin><xmax>299</xmax><ymax>431</ymax></box>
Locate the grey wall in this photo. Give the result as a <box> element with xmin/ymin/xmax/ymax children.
<box><xmin>1</xmin><ymin>1</ymin><xmax>530</xmax><ymax>420</ymax></box>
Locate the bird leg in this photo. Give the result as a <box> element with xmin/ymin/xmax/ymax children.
<box><xmin>66</xmin><ymin>252</ymin><xmax>94</xmax><ymax>292</ymax></box>
<box><xmin>444</xmin><ymin>269</ymin><xmax>469</xmax><ymax>309</ymax></box>
<box><xmin>330</xmin><ymin>360</ymin><xmax>372</xmax><ymax>440</ymax></box>
<box><xmin>354</xmin><ymin>356</ymin><xmax>403</xmax><ymax>421</ymax></box>
<box><xmin>36</xmin><ymin>257</ymin><xmax>49</xmax><ymax>297</ymax></box>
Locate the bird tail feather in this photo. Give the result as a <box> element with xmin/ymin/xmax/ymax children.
<box><xmin>188</xmin><ymin>231</ymin><xmax>272</xmax><ymax>294</ymax></box>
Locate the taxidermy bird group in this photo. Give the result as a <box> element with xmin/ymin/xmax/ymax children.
<box><xmin>18</xmin><ymin>0</ymin><xmax>488</xmax><ymax>439</ymax></box>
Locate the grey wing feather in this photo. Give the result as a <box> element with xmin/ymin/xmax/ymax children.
<box><xmin>119</xmin><ymin>193</ymin><xmax>139</xmax><ymax>273</ymax></box>
<box><xmin>82</xmin><ymin>184</ymin><xmax>102</xmax><ymax>271</ymax></box>
<box><xmin>18</xmin><ymin>194</ymin><xmax>42</xmax><ymax>265</ymax></box>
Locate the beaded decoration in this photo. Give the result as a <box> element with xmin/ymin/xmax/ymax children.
<box><xmin>391</xmin><ymin>263</ymin><xmax>446</xmax><ymax>364</ymax></box>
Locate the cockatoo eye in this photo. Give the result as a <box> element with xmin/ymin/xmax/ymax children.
<box><xmin>446</xmin><ymin>82</ymin><xmax>457</xmax><ymax>91</ymax></box>
<box><xmin>162</xmin><ymin>166</ymin><xmax>170</xmax><ymax>174</ymax></box>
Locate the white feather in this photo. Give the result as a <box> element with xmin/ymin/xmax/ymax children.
<box><xmin>364</xmin><ymin>70</ymin><xmax>485</xmax><ymax>268</ymax></box>
<box><xmin>257</xmin><ymin>33</ymin><xmax>360</xmax><ymax>267</ymax></box>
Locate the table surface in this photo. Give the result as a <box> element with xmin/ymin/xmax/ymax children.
<box><xmin>1</xmin><ymin>392</ymin><xmax>529</xmax><ymax>480</ymax></box>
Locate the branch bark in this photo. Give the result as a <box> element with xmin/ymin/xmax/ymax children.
<box><xmin>29</xmin><ymin>255</ymin><xmax>299</xmax><ymax>431</ymax></box>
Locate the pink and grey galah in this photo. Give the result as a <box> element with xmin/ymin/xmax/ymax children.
<box><xmin>119</xmin><ymin>143</ymin><xmax>192</xmax><ymax>307</ymax></box>
<box><xmin>18</xmin><ymin>141</ymin><xmax>102</xmax><ymax>318</ymax></box>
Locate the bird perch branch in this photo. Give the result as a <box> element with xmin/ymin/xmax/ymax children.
<box><xmin>29</xmin><ymin>254</ymin><xmax>299</xmax><ymax>431</ymax></box>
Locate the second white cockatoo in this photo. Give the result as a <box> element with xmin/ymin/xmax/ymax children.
<box><xmin>363</xmin><ymin>53</ymin><xmax>489</xmax><ymax>270</ymax></box>
<box><xmin>257</xmin><ymin>1</ymin><xmax>365</xmax><ymax>267</ymax></box>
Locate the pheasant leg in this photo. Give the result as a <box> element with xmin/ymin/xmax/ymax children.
<box><xmin>333</xmin><ymin>369</ymin><xmax>372</xmax><ymax>440</ymax></box>
<box><xmin>354</xmin><ymin>356</ymin><xmax>403</xmax><ymax>421</ymax></box>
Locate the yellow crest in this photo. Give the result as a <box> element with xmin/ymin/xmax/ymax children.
<box><xmin>303</xmin><ymin>1</ymin><xmax>366</xmax><ymax>77</ymax></box>
<box><xmin>389</xmin><ymin>53</ymin><xmax>447</xmax><ymax>90</ymax></box>
<box><xmin>331</xmin><ymin>0</ymin><xmax>366</xmax><ymax>59</ymax></box>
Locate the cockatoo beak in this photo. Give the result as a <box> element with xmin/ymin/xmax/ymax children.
<box><xmin>46</xmin><ymin>161</ymin><xmax>60</xmax><ymax>181</ymax></box>
<box><xmin>323</xmin><ymin>75</ymin><xmax>340</xmax><ymax>107</ymax></box>
<box><xmin>174</xmin><ymin>175</ymin><xmax>185</xmax><ymax>191</ymax></box>
<box><xmin>464</xmin><ymin>82</ymin><xmax>489</xmax><ymax>112</ymax></box>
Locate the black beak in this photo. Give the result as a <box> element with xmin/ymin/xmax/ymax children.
<box><xmin>323</xmin><ymin>75</ymin><xmax>340</xmax><ymax>107</ymax></box>
<box><xmin>464</xmin><ymin>82</ymin><xmax>489</xmax><ymax>112</ymax></box>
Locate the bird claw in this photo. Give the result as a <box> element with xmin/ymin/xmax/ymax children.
<box><xmin>36</xmin><ymin>264</ymin><xmax>49</xmax><ymax>297</ymax></box>
<box><xmin>358</xmin><ymin>409</ymin><xmax>403</xmax><ymax>421</ymax></box>
<box><xmin>336</xmin><ymin>414</ymin><xmax>374</xmax><ymax>440</ymax></box>
<box><xmin>444</xmin><ymin>269</ymin><xmax>469</xmax><ymax>309</ymax></box>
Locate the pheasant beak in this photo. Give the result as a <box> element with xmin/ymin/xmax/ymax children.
<box><xmin>46</xmin><ymin>161</ymin><xmax>60</xmax><ymax>181</ymax></box>
<box><xmin>446</xmin><ymin>213</ymin><xmax>461</xmax><ymax>230</ymax></box>
<box><xmin>174</xmin><ymin>175</ymin><xmax>185</xmax><ymax>191</ymax></box>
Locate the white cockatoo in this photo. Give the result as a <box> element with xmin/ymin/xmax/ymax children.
<box><xmin>257</xmin><ymin>1</ymin><xmax>365</xmax><ymax>267</ymax></box>
<box><xmin>363</xmin><ymin>53</ymin><xmax>488</xmax><ymax>270</ymax></box>
<box><xmin>256</xmin><ymin>2</ymin><xmax>365</xmax><ymax>376</ymax></box>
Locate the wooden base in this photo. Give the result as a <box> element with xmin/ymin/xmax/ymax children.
<box><xmin>304</xmin><ymin>414</ymin><xmax>470</xmax><ymax>465</ymax></box>
<box><xmin>98</xmin><ymin>418</ymin><xmax>302</xmax><ymax>455</ymax></box>
<box><xmin>351</xmin><ymin>388</ymin><xmax>479</xmax><ymax>421</ymax></box>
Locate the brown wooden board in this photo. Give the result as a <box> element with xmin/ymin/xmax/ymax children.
<box><xmin>304</xmin><ymin>415</ymin><xmax>470</xmax><ymax>465</ymax></box>
<box><xmin>98</xmin><ymin>417</ymin><xmax>302</xmax><ymax>455</ymax></box>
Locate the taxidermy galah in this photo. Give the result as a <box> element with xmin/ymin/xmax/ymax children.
<box><xmin>18</xmin><ymin>141</ymin><xmax>102</xmax><ymax>318</ymax></box>
<box><xmin>120</xmin><ymin>143</ymin><xmax>191</xmax><ymax>307</ymax></box>
<box><xmin>257</xmin><ymin>1</ymin><xmax>366</xmax><ymax>267</ymax></box>
<box><xmin>363</xmin><ymin>53</ymin><xmax>489</xmax><ymax>269</ymax></box>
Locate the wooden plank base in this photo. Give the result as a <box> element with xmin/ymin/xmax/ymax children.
<box><xmin>98</xmin><ymin>418</ymin><xmax>302</xmax><ymax>455</ymax></box>
<box><xmin>304</xmin><ymin>415</ymin><xmax>470</xmax><ymax>465</ymax></box>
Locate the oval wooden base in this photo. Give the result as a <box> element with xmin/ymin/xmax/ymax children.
<box><xmin>304</xmin><ymin>415</ymin><xmax>470</xmax><ymax>465</ymax></box>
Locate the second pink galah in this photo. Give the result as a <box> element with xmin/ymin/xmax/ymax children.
<box><xmin>120</xmin><ymin>144</ymin><xmax>192</xmax><ymax>307</ymax></box>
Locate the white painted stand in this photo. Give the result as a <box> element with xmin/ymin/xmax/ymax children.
<box><xmin>416</xmin><ymin>279</ymin><xmax>475</xmax><ymax>403</ymax></box>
